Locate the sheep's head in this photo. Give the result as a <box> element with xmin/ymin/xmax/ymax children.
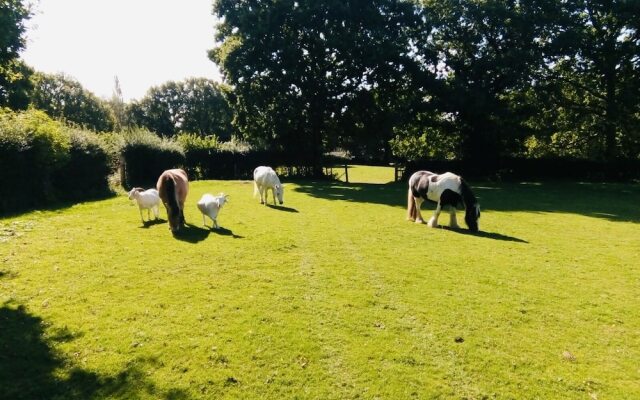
<box><xmin>128</xmin><ymin>187</ymin><xmax>144</xmax><ymax>200</ymax></box>
<box><xmin>217</xmin><ymin>193</ymin><xmax>229</xmax><ymax>207</ymax></box>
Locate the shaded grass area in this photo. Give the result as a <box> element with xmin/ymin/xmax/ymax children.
<box><xmin>1</xmin><ymin>170</ymin><xmax>639</xmax><ymax>399</ymax></box>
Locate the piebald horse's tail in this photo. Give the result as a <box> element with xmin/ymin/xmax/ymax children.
<box><xmin>407</xmin><ymin>187</ymin><xmax>416</xmax><ymax>221</ymax></box>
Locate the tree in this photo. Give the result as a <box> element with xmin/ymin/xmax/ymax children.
<box><xmin>128</xmin><ymin>78</ymin><xmax>233</xmax><ymax>139</ymax></box>
<box><xmin>107</xmin><ymin>76</ymin><xmax>130</xmax><ymax>131</ymax></box>
<box><xmin>30</xmin><ymin>72</ymin><xmax>115</xmax><ymax>132</ymax></box>
<box><xmin>0</xmin><ymin>0</ymin><xmax>33</xmax><ymax>109</ymax></box>
<box><xmin>404</xmin><ymin>0</ymin><xmax>557</xmax><ymax>166</ymax></box>
<box><xmin>211</xmin><ymin>0</ymin><xmax>425</xmax><ymax>170</ymax></box>
<box><xmin>535</xmin><ymin>0</ymin><xmax>640</xmax><ymax>160</ymax></box>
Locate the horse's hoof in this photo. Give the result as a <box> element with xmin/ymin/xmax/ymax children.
<box><xmin>415</xmin><ymin>219</ymin><xmax>424</xmax><ymax>224</ymax></box>
<box><xmin>407</xmin><ymin>217</ymin><xmax>415</xmax><ymax>222</ymax></box>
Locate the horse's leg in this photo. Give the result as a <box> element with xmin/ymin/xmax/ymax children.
<box><xmin>272</xmin><ymin>186</ymin><xmax>277</xmax><ymax>205</ymax></box>
<box><xmin>179</xmin><ymin>201</ymin><xmax>185</xmax><ymax>225</ymax></box>
<box><xmin>153</xmin><ymin>206</ymin><xmax>159</xmax><ymax>220</ymax></box>
<box><xmin>449</xmin><ymin>207</ymin><xmax>460</xmax><ymax>229</ymax></box>
<box><xmin>428</xmin><ymin>204</ymin><xmax>442</xmax><ymax>228</ymax></box>
<box><xmin>213</xmin><ymin>218</ymin><xmax>219</xmax><ymax>229</ymax></box>
<box><xmin>407</xmin><ymin>189</ymin><xmax>415</xmax><ymax>221</ymax></box>
<box><xmin>414</xmin><ymin>197</ymin><xmax>425</xmax><ymax>223</ymax></box>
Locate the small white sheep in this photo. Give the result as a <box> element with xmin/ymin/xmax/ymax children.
<box><xmin>128</xmin><ymin>187</ymin><xmax>160</xmax><ymax>223</ymax></box>
<box><xmin>197</xmin><ymin>193</ymin><xmax>229</xmax><ymax>229</ymax></box>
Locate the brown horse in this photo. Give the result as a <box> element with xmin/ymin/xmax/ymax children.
<box><xmin>157</xmin><ymin>169</ymin><xmax>189</xmax><ymax>233</ymax></box>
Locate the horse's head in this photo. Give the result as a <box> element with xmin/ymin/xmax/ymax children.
<box><xmin>465</xmin><ymin>203</ymin><xmax>481</xmax><ymax>232</ymax></box>
<box><xmin>275</xmin><ymin>184</ymin><xmax>284</xmax><ymax>205</ymax></box>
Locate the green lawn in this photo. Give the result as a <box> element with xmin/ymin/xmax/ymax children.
<box><xmin>1</xmin><ymin>167</ymin><xmax>639</xmax><ymax>399</ymax></box>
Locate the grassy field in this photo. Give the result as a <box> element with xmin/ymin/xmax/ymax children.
<box><xmin>1</xmin><ymin>166</ymin><xmax>639</xmax><ymax>399</ymax></box>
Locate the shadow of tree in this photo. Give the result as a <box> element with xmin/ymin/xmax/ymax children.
<box><xmin>0</xmin><ymin>303</ymin><xmax>191</xmax><ymax>400</ymax></box>
<box><xmin>294</xmin><ymin>180</ymin><xmax>640</xmax><ymax>223</ymax></box>
<box><xmin>1</xmin><ymin>192</ymin><xmax>116</xmax><ymax>219</ymax></box>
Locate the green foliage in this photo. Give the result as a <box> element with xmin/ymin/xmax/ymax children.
<box><xmin>53</xmin><ymin>128</ymin><xmax>112</xmax><ymax>201</ymax></box>
<box><xmin>531</xmin><ymin>0</ymin><xmax>640</xmax><ymax>161</ymax></box>
<box><xmin>30</xmin><ymin>72</ymin><xmax>116</xmax><ymax>132</ymax></box>
<box><xmin>119</xmin><ymin>128</ymin><xmax>185</xmax><ymax>187</ymax></box>
<box><xmin>0</xmin><ymin>108</ymin><xmax>114</xmax><ymax>213</ymax></box>
<box><xmin>2</xmin><ymin>171</ymin><xmax>639</xmax><ymax>398</ymax></box>
<box><xmin>128</xmin><ymin>78</ymin><xmax>233</xmax><ymax>139</ymax></box>
<box><xmin>176</xmin><ymin>133</ymin><xmax>222</xmax><ymax>180</ymax></box>
<box><xmin>212</xmin><ymin>0</ymin><xmax>424</xmax><ymax>168</ymax></box>
<box><xmin>0</xmin><ymin>0</ymin><xmax>33</xmax><ymax>109</ymax></box>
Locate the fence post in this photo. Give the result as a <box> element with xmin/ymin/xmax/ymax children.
<box><xmin>344</xmin><ymin>164</ymin><xmax>349</xmax><ymax>183</ymax></box>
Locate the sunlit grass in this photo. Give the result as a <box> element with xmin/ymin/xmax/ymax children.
<box><xmin>1</xmin><ymin>167</ymin><xmax>639</xmax><ymax>399</ymax></box>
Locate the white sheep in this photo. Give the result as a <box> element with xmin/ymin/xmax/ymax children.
<box><xmin>128</xmin><ymin>187</ymin><xmax>160</xmax><ymax>223</ymax></box>
<box><xmin>197</xmin><ymin>193</ymin><xmax>229</xmax><ymax>229</ymax></box>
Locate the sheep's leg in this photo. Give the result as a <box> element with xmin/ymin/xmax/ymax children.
<box><xmin>427</xmin><ymin>204</ymin><xmax>442</xmax><ymax>228</ymax></box>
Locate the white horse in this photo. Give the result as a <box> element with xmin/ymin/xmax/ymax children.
<box><xmin>197</xmin><ymin>193</ymin><xmax>229</xmax><ymax>229</ymax></box>
<box><xmin>128</xmin><ymin>187</ymin><xmax>160</xmax><ymax>223</ymax></box>
<box><xmin>253</xmin><ymin>166</ymin><xmax>284</xmax><ymax>205</ymax></box>
<box><xmin>407</xmin><ymin>170</ymin><xmax>480</xmax><ymax>231</ymax></box>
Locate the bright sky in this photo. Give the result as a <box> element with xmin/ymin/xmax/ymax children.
<box><xmin>21</xmin><ymin>0</ymin><xmax>222</xmax><ymax>101</ymax></box>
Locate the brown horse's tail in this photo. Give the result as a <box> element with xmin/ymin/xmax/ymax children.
<box><xmin>407</xmin><ymin>187</ymin><xmax>416</xmax><ymax>220</ymax></box>
<box><xmin>163</xmin><ymin>175</ymin><xmax>179</xmax><ymax>219</ymax></box>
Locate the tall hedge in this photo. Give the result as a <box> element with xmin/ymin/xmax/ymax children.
<box><xmin>53</xmin><ymin>128</ymin><xmax>112</xmax><ymax>201</ymax></box>
<box><xmin>0</xmin><ymin>109</ymin><xmax>113</xmax><ymax>214</ymax></box>
<box><xmin>120</xmin><ymin>128</ymin><xmax>185</xmax><ymax>188</ymax></box>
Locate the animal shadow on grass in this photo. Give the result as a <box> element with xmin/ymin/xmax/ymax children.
<box><xmin>441</xmin><ymin>226</ymin><xmax>528</xmax><ymax>243</ymax></box>
<box><xmin>266</xmin><ymin>204</ymin><xmax>299</xmax><ymax>213</ymax></box>
<box><xmin>140</xmin><ymin>218</ymin><xmax>166</xmax><ymax>228</ymax></box>
<box><xmin>210</xmin><ymin>227</ymin><xmax>244</xmax><ymax>239</ymax></box>
<box><xmin>0</xmin><ymin>302</ymin><xmax>191</xmax><ymax>400</ymax></box>
<box><xmin>173</xmin><ymin>223</ymin><xmax>210</xmax><ymax>243</ymax></box>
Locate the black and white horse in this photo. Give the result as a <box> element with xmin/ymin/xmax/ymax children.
<box><xmin>407</xmin><ymin>171</ymin><xmax>480</xmax><ymax>232</ymax></box>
